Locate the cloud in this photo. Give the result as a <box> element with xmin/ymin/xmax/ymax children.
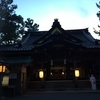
<box><xmin>78</xmin><ymin>7</ymin><xmax>90</xmax><ymax>18</ymax></box>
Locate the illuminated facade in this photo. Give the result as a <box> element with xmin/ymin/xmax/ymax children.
<box><xmin>0</xmin><ymin>19</ymin><xmax>100</xmax><ymax>94</ymax></box>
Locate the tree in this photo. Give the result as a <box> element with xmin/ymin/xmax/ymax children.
<box><xmin>25</xmin><ymin>18</ymin><xmax>39</xmax><ymax>32</ymax></box>
<box><xmin>94</xmin><ymin>1</ymin><xmax>100</xmax><ymax>35</ymax></box>
<box><xmin>0</xmin><ymin>0</ymin><xmax>25</xmax><ymax>45</ymax></box>
<box><xmin>0</xmin><ymin>0</ymin><xmax>39</xmax><ymax>45</ymax></box>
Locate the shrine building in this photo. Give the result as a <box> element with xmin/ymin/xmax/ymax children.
<box><xmin>0</xmin><ymin>19</ymin><xmax>100</xmax><ymax>95</ymax></box>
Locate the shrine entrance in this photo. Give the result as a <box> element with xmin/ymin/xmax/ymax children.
<box><xmin>26</xmin><ymin>60</ymin><xmax>96</xmax><ymax>91</ymax></box>
<box><xmin>50</xmin><ymin>66</ymin><xmax>66</xmax><ymax>80</ymax></box>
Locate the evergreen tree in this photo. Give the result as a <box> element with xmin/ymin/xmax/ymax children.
<box><xmin>94</xmin><ymin>1</ymin><xmax>100</xmax><ymax>35</ymax></box>
<box><xmin>25</xmin><ymin>18</ymin><xmax>39</xmax><ymax>32</ymax></box>
<box><xmin>0</xmin><ymin>0</ymin><xmax>39</xmax><ymax>45</ymax></box>
<box><xmin>0</xmin><ymin>0</ymin><xmax>24</xmax><ymax>45</ymax></box>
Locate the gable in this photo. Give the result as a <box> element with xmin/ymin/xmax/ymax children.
<box><xmin>33</xmin><ymin>20</ymin><xmax>82</xmax><ymax>47</ymax></box>
<box><xmin>0</xmin><ymin>19</ymin><xmax>100</xmax><ymax>52</ymax></box>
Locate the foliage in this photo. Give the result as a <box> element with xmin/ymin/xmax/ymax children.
<box><xmin>94</xmin><ymin>2</ymin><xmax>100</xmax><ymax>35</ymax></box>
<box><xmin>0</xmin><ymin>0</ymin><xmax>39</xmax><ymax>45</ymax></box>
<box><xmin>0</xmin><ymin>0</ymin><xmax>24</xmax><ymax>45</ymax></box>
<box><xmin>96</xmin><ymin>2</ymin><xmax>100</xmax><ymax>20</ymax></box>
<box><xmin>25</xmin><ymin>18</ymin><xmax>39</xmax><ymax>32</ymax></box>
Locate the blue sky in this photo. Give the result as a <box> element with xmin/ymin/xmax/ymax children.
<box><xmin>13</xmin><ymin>0</ymin><xmax>100</xmax><ymax>39</ymax></box>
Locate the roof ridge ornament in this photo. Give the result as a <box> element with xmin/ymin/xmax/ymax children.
<box><xmin>52</xmin><ymin>19</ymin><xmax>61</xmax><ymax>28</ymax></box>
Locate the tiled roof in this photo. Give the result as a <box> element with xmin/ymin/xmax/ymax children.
<box><xmin>0</xmin><ymin>31</ymin><xmax>46</xmax><ymax>51</ymax></box>
<box><xmin>0</xmin><ymin>19</ymin><xmax>100</xmax><ymax>51</ymax></box>
<box><xmin>68</xmin><ymin>29</ymin><xmax>100</xmax><ymax>48</ymax></box>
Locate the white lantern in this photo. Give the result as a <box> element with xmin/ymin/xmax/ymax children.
<box><xmin>39</xmin><ymin>70</ymin><xmax>44</xmax><ymax>79</ymax></box>
<box><xmin>75</xmin><ymin>69</ymin><xmax>80</xmax><ymax>77</ymax></box>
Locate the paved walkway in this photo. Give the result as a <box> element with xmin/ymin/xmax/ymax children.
<box><xmin>6</xmin><ymin>90</ymin><xmax>100</xmax><ymax>100</ymax></box>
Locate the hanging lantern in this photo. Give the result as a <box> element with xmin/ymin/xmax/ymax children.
<box><xmin>75</xmin><ymin>69</ymin><xmax>80</xmax><ymax>77</ymax></box>
<box><xmin>62</xmin><ymin>71</ymin><xmax>64</xmax><ymax>75</ymax></box>
<box><xmin>50</xmin><ymin>72</ymin><xmax>53</xmax><ymax>76</ymax></box>
<box><xmin>39</xmin><ymin>70</ymin><xmax>44</xmax><ymax>79</ymax></box>
<box><xmin>0</xmin><ymin>65</ymin><xmax>6</xmax><ymax>72</ymax></box>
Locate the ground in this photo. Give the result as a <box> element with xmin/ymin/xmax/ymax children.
<box><xmin>7</xmin><ymin>90</ymin><xmax>100</xmax><ymax>100</ymax></box>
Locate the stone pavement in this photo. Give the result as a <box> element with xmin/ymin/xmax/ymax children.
<box><xmin>6</xmin><ymin>90</ymin><xmax>100</xmax><ymax>100</ymax></box>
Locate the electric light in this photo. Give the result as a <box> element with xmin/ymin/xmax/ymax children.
<box><xmin>50</xmin><ymin>72</ymin><xmax>53</xmax><ymax>75</ymax></box>
<box><xmin>39</xmin><ymin>70</ymin><xmax>44</xmax><ymax>78</ymax></box>
<box><xmin>0</xmin><ymin>65</ymin><xmax>6</xmax><ymax>72</ymax></box>
<box><xmin>62</xmin><ymin>71</ymin><xmax>64</xmax><ymax>75</ymax></box>
<box><xmin>75</xmin><ymin>69</ymin><xmax>80</xmax><ymax>77</ymax></box>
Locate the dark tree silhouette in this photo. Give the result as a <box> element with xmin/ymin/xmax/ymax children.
<box><xmin>94</xmin><ymin>1</ymin><xmax>100</xmax><ymax>36</ymax></box>
<box><xmin>0</xmin><ymin>0</ymin><xmax>39</xmax><ymax>45</ymax></box>
<box><xmin>25</xmin><ymin>18</ymin><xmax>39</xmax><ymax>32</ymax></box>
<box><xmin>0</xmin><ymin>0</ymin><xmax>25</xmax><ymax>45</ymax></box>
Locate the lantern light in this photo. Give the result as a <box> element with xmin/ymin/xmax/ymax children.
<box><xmin>50</xmin><ymin>72</ymin><xmax>53</xmax><ymax>76</ymax></box>
<box><xmin>75</xmin><ymin>69</ymin><xmax>80</xmax><ymax>77</ymax></box>
<box><xmin>39</xmin><ymin>70</ymin><xmax>44</xmax><ymax>79</ymax></box>
<box><xmin>0</xmin><ymin>65</ymin><xmax>6</xmax><ymax>72</ymax></box>
<box><xmin>62</xmin><ymin>71</ymin><xmax>64</xmax><ymax>75</ymax></box>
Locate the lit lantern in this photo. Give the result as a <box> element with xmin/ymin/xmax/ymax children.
<box><xmin>39</xmin><ymin>70</ymin><xmax>44</xmax><ymax>79</ymax></box>
<box><xmin>62</xmin><ymin>71</ymin><xmax>64</xmax><ymax>75</ymax></box>
<box><xmin>0</xmin><ymin>65</ymin><xmax>6</xmax><ymax>72</ymax></box>
<box><xmin>50</xmin><ymin>72</ymin><xmax>53</xmax><ymax>76</ymax></box>
<box><xmin>75</xmin><ymin>69</ymin><xmax>80</xmax><ymax>77</ymax></box>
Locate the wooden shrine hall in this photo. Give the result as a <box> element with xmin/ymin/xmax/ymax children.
<box><xmin>0</xmin><ymin>19</ymin><xmax>100</xmax><ymax>95</ymax></box>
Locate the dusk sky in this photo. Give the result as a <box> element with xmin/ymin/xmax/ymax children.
<box><xmin>13</xmin><ymin>0</ymin><xmax>100</xmax><ymax>39</ymax></box>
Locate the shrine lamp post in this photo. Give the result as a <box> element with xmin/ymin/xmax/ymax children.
<box><xmin>39</xmin><ymin>70</ymin><xmax>44</xmax><ymax>79</ymax></box>
<box><xmin>39</xmin><ymin>70</ymin><xmax>44</xmax><ymax>91</ymax></box>
<box><xmin>0</xmin><ymin>65</ymin><xmax>6</xmax><ymax>97</ymax></box>
<box><xmin>74</xmin><ymin>69</ymin><xmax>80</xmax><ymax>90</ymax></box>
<box><xmin>75</xmin><ymin>69</ymin><xmax>80</xmax><ymax>78</ymax></box>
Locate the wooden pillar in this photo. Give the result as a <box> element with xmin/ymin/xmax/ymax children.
<box><xmin>21</xmin><ymin>66</ymin><xmax>26</xmax><ymax>93</ymax></box>
<box><xmin>40</xmin><ymin>58</ymin><xmax>45</xmax><ymax>91</ymax></box>
<box><xmin>47</xmin><ymin>64</ymin><xmax>50</xmax><ymax>80</ymax></box>
<box><xmin>73</xmin><ymin>60</ymin><xmax>78</xmax><ymax>90</ymax></box>
<box><xmin>0</xmin><ymin>74</ymin><xmax>3</xmax><ymax>97</ymax></box>
<box><xmin>92</xmin><ymin>64</ymin><xmax>94</xmax><ymax>75</ymax></box>
<box><xmin>8</xmin><ymin>66</ymin><xmax>21</xmax><ymax>96</ymax></box>
<box><xmin>65</xmin><ymin>61</ymin><xmax>71</xmax><ymax>79</ymax></box>
<box><xmin>16</xmin><ymin>72</ymin><xmax>21</xmax><ymax>95</ymax></box>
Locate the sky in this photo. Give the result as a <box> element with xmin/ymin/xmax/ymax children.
<box><xmin>13</xmin><ymin>0</ymin><xmax>100</xmax><ymax>39</ymax></box>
